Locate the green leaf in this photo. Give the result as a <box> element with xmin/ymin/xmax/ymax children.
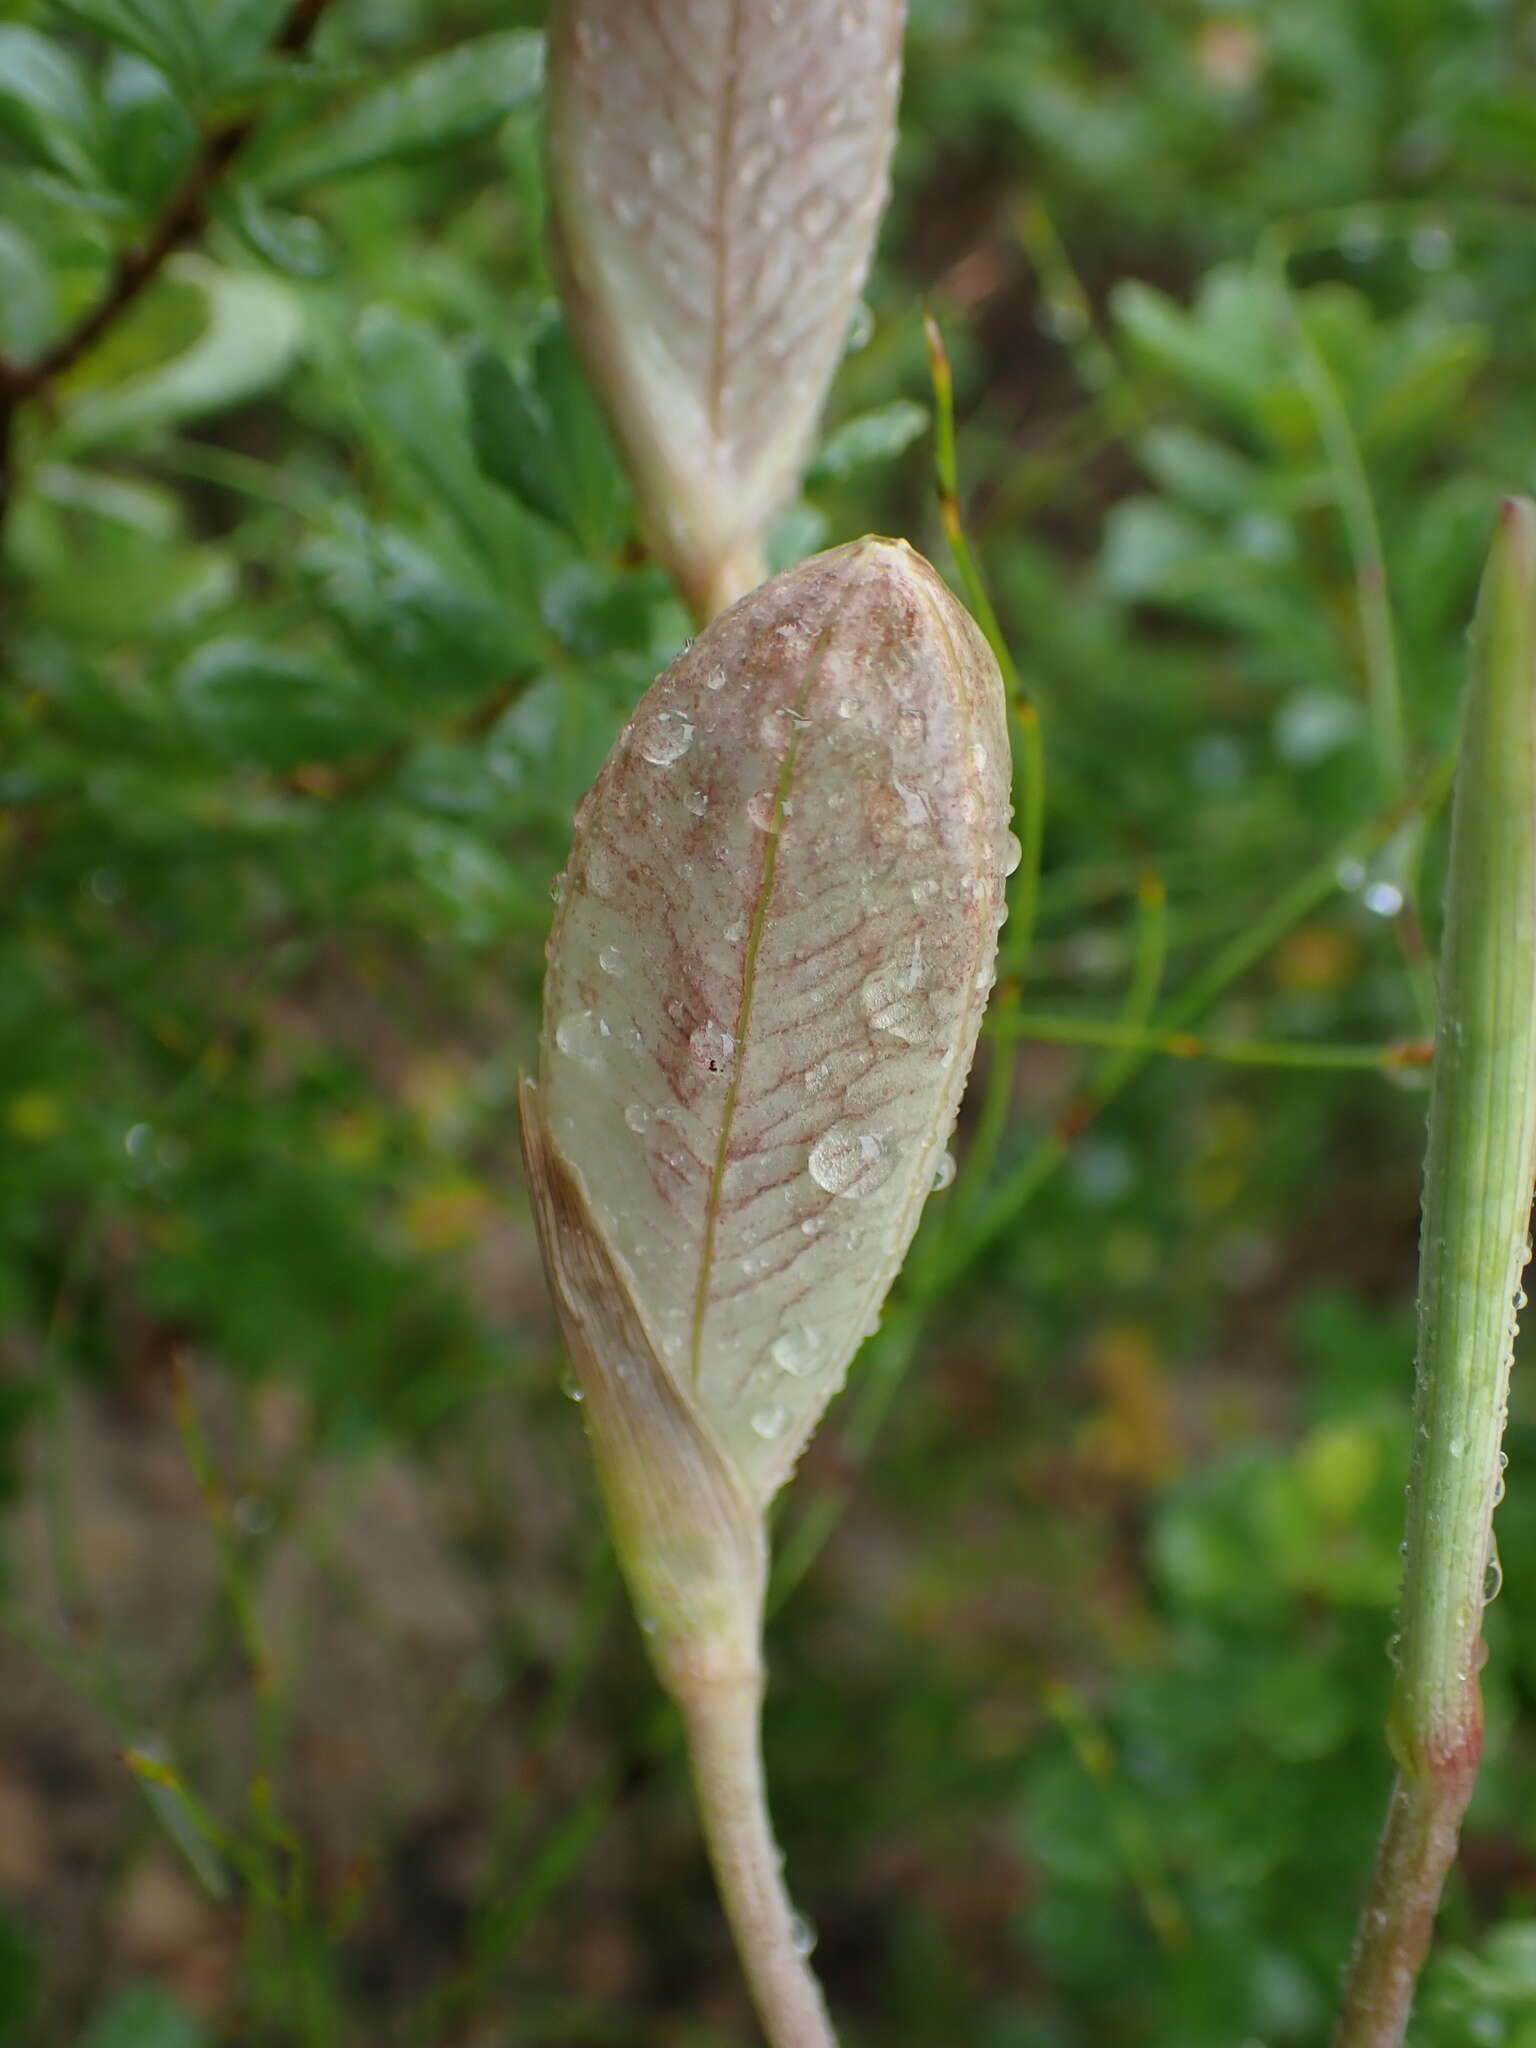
<box><xmin>225</xmin><ymin>185</ymin><xmax>333</xmax><ymax>279</ymax></box>
<box><xmin>808</xmin><ymin>399</ymin><xmax>930</xmax><ymax>482</ymax></box>
<box><xmin>305</xmin><ymin>519</ymin><xmax>539</xmax><ymax>703</ymax></box>
<box><xmin>177</xmin><ymin>640</ymin><xmax>390</xmax><ymax>768</ymax></box>
<box><xmin>52</xmin><ymin>0</ymin><xmax>210</xmax><ymax>106</ymax></box>
<box><xmin>350</xmin><ymin>305</ymin><xmax>545</xmax><ymax>596</ymax></box>
<box><xmin>58</xmin><ymin>256</ymin><xmax>303</xmax><ymax>450</ymax></box>
<box><xmin>0</xmin><ymin>25</ymin><xmax>102</xmax><ymax>186</ymax></box>
<box><xmin>0</xmin><ymin>222</ymin><xmax>54</xmax><ymax>359</ymax></box>
<box><xmin>204</xmin><ymin>0</ymin><xmax>292</xmax><ymax>85</ymax></box>
<box><xmin>81</xmin><ymin>1982</ymin><xmax>208</xmax><ymax>2048</ymax></box>
<box><xmin>0</xmin><ymin>1910</ymin><xmax>38</xmax><ymax>2033</ymax></box>
<box><xmin>101</xmin><ymin>52</ymin><xmax>197</xmax><ymax>215</ymax></box>
<box><xmin>258</xmin><ymin>30</ymin><xmax>544</xmax><ymax>195</ymax></box>
<box><xmin>466</xmin><ymin>323</ymin><xmax>628</xmax><ymax>551</ymax></box>
<box><xmin>1113</xmin><ymin>266</ymin><xmax>1288</xmax><ymax>423</ymax></box>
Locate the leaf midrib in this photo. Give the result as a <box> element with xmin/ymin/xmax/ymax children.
<box><xmin>688</xmin><ymin>630</ymin><xmax>834</xmax><ymax>1389</ymax></box>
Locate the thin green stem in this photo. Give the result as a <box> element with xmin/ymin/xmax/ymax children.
<box><xmin>992</xmin><ymin>1010</ymin><xmax>1418</xmax><ymax>1074</ymax></box>
<box><xmin>1085</xmin><ymin>868</ymin><xmax>1167</xmax><ymax>1097</ymax></box>
<box><xmin>933</xmin><ymin>760</ymin><xmax>1451</xmax><ymax>1293</ymax></box>
<box><xmin>1335</xmin><ymin>501</ymin><xmax>1536</xmax><ymax>2046</ymax></box>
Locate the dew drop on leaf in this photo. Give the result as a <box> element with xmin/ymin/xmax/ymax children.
<box><xmin>598</xmin><ymin>945</ymin><xmax>627</xmax><ymax>977</ymax></box>
<box><xmin>555</xmin><ymin>1010</ymin><xmax>609</xmax><ymax>1066</ymax></box>
<box><xmin>689</xmin><ymin>1020</ymin><xmax>737</xmax><ymax>1075</ymax></box>
<box><xmin>808</xmin><ymin>1123</ymin><xmax>892</xmax><ymax>1198</ymax></box>
<box><xmin>750</xmin><ymin>1403</ymin><xmax>787</xmax><ymax>1440</ymax></box>
<box><xmin>770</xmin><ymin>1324</ymin><xmax>821</xmax><ymax>1377</ymax></box>
<box><xmin>930</xmin><ymin>1150</ymin><xmax>956</xmax><ymax>1192</ymax></box>
<box><xmin>635</xmin><ymin>709</ymin><xmax>694</xmax><ymax>766</ymax></box>
<box><xmin>747</xmin><ymin>789</ymin><xmax>778</xmax><ymax>831</ymax></box>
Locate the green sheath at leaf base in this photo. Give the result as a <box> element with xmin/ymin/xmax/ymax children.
<box><xmin>521</xmin><ymin>538</ymin><xmax>1012</xmax><ymax>2047</ymax></box>
<box><xmin>1336</xmin><ymin>498</ymin><xmax>1536</xmax><ymax>2048</ymax></box>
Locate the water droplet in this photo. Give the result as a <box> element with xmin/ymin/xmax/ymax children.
<box><xmin>789</xmin><ymin>1911</ymin><xmax>817</xmax><ymax>1957</ymax></box>
<box><xmin>636</xmin><ymin>709</ymin><xmax>694</xmax><ymax>766</ymax></box>
<box><xmin>891</xmin><ymin>777</ymin><xmax>930</xmax><ymax>826</ymax></box>
<box><xmin>834</xmin><ymin>695</ymin><xmax>856</xmax><ymax>720</ymax></box>
<box><xmin>689</xmin><ymin>1020</ymin><xmax>736</xmax><ymax>1075</ymax></box>
<box><xmin>1484</xmin><ymin>1553</ymin><xmax>1503</xmax><ymax>1603</ymax></box>
<box><xmin>1363</xmin><ymin>880</ymin><xmax>1404</xmax><ymax>918</ymax></box>
<box><xmin>705</xmin><ymin>666</ymin><xmax>727</xmax><ymax>691</ymax></box>
<box><xmin>800</xmin><ymin>1216</ymin><xmax>823</xmax><ymax>1237</ymax></box>
<box><xmin>860</xmin><ymin>941</ymin><xmax>933</xmax><ymax>1044</ymax></box>
<box><xmin>586</xmin><ymin>847</ymin><xmax>616</xmax><ymax>897</ymax></box>
<box><xmin>802</xmin><ymin>193</ymin><xmax>838</xmax><ymax>238</ymax></box>
<box><xmin>1386</xmin><ymin>1631</ymin><xmax>1402</xmax><ymax>1667</ymax></box>
<box><xmin>747</xmin><ymin>789</ymin><xmax>778</xmax><ymax>831</ymax></box>
<box><xmin>624</xmin><ymin>1103</ymin><xmax>651</xmax><ymax>1134</ymax></box>
<box><xmin>555</xmin><ymin>1010</ymin><xmax>609</xmax><ymax>1065</ymax></box>
<box><xmin>808</xmin><ymin>1123</ymin><xmax>893</xmax><ymax>1198</ymax></box>
<box><xmin>1411</xmin><ymin>222</ymin><xmax>1454</xmax><ymax>270</ymax></box>
<box><xmin>598</xmin><ymin>945</ymin><xmax>627</xmax><ymax>977</ymax></box>
<box><xmin>750</xmin><ymin>1403</ymin><xmax>787</xmax><ymax>1440</ymax></box>
<box><xmin>1448</xmin><ymin>1435</ymin><xmax>1465</xmax><ymax>1459</ymax></box>
<box><xmin>930</xmin><ymin>1150</ymin><xmax>957</xmax><ymax>1192</ymax></box>
<box><xmin>844</xmin><ymin>299</ymin><xmax>874</xmax><ymax>352</ymax></box>
<box><xmin>1004</xmin><ymin>832</ymin><xmax>1023</xmax><ymax>877</ymax></box>
<box><xmin>683</xmin><ymin>788</ymin><xmax>710</xmax><ymax>817</ymax></box>
<box><xmin>560</xmin><ymin>1369</ymin><xmax>584</xmax><ymax>1403</ymax></box>
<box><xmin>770</xmin><ymin>1324</ymin><xmax>821</xmax><ymax>1377</ymax></box>
<box><xmin>725</xmin><ymin>918</ymin><xmax>748</xmax><ymax>944</ymax></box>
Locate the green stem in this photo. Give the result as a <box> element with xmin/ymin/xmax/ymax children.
<box><xmin>1335</xmin><ymin>500</ymin><xmax>1536</xmax><ymax>2047</ymax></box>
<box><xmin>991</xmin><ymin>1010</ymin><xmax>1415</xmax><ymax>1074</ymax></box>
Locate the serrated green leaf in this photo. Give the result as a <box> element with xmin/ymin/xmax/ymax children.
<box><xmin>258</xmin><ymin>30</ymin><xmax>544</xmax><ymax>196</ymax></box>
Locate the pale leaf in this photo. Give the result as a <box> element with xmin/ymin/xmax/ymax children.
<box><xmin>532</xmin><ymin>539</ymin><xmax>1011</xmax><ymax>1507</ymax></box>
<box><xmin>547</xmin><ymin>0</ymin><xmax>906</xmax><ymax>617</ymax></box>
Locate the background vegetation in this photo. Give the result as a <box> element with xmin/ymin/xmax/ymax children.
<box><xmin>4</xmin><ymin>0</ymin><xmax>1536</xmax><ymax>2042</ymax></box>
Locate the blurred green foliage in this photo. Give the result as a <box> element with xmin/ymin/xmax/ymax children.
<box><xmin>4</xmin><ymin>0</ymin><xmax>1536</xmax><ymax>2042</ymax></box>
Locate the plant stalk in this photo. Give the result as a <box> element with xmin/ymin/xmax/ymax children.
<box><xmin>676</xmin><ymin>1671</ymin><xmax>836</xmax><ymax>2048</ymax></box>
<box><xmin>1334</xmin><ymin>497</ymin><xmax>1536</xmax><ymax>2047</ymax></box>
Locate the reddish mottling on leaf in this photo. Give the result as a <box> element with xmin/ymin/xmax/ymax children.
<box><xmin>547</xmin><ymin>0</ymin><xmax>906</xmax><ymax>619</ymax></box>
<box><xmin>525</xmin><ymin>538</ymin><xmax>1011</xmax><ymax>1513</ymax></box>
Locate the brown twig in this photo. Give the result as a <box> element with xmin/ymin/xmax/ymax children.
<box><xmin>0</xmin><ymin>0</ymin><xmax>330</xmax><ymax>519</ymax></box>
